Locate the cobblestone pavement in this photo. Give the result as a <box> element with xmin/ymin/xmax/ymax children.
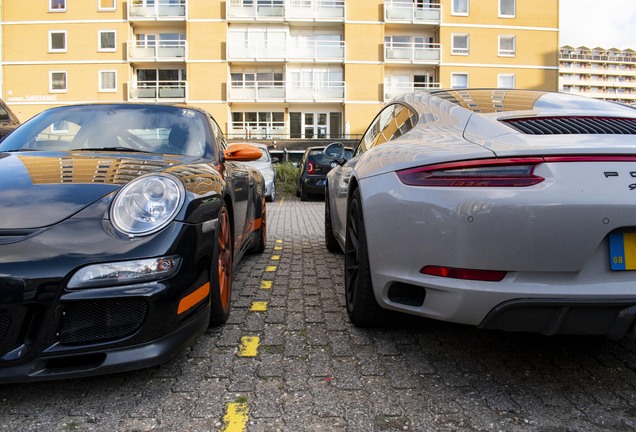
<box><xmin>2</xmin><ymin>195</ymin><xmax>636</xmax><ymax>431</ymax></box>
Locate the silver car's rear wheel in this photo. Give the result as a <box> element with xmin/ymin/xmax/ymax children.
<box><xmin>344</xmin><ymin>188</ymin><xmax>389</xmax><ymax>326</ymax></box>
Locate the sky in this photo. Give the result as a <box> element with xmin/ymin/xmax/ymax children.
<box><xmin>559</xmin><ymin>0</ymin><xmax>636</xmax><ymax>49</ymax></box>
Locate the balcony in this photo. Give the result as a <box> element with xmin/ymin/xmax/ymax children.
<box><xmin>226</xmin><ymin>0</ymin><xmax>345</xmax><ymax>22</ymax></box>
<box><xmin>128</xmin><ymin>0</ymin><xmax>186</xmax><ymax>21</ymax></box>
<box><xmin>384</xmin><ymin>81</ymin><xmax>440</xmax><ymax>100</ymax></box>
<box><xmin>228</xmin><ymin>80</ymin><xmax>345</xmax><ymax>102</ymax></box>
<box><xmin>228</xmin><ymin>81</ymin><xmax>286</xmax><ymax>101</ymax></box>
<box><xmin>385</xmin><ymin>42</ymin><xmax>441</xmax><ymax>64</ymax></box>
<box><xmin>384</xmin><ymin>0</ymin><xmax>441</xmax><ymax>24</ymax></box>
<box><xmin>227</xmin><ymin>38</ymin><xmax>345</xmax><ymax>62</ymax></box>
<box><xmin>287</xmin><ymin>81</ymin><xmax>345</xmax><ymax>101</ymax></box>
<box><xmin>128</xmin><ymin>81</ymin><xmax>187</xmax><ymax>101</ymax></box>
<box><xmin>128</xmin><ymin>41</ymin><xmax>187</xmax><ymax>62</ymax></box>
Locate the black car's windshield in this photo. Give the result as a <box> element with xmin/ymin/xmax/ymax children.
<box><xmin>0</xmin><ymin>104</ymin><xmax>213</xmax><ymax>158</ymax></box>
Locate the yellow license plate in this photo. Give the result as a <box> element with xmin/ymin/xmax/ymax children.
<box><xmin>609</xmin><ymin>232</ymin><xmax>636</xmax><ymax>270</ymax></box>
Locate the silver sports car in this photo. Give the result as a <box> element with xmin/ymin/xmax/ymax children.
<box><xmin>324</xmin><ymin>89</ymin><xmax>636</xmax><ymax>339</ymax></box>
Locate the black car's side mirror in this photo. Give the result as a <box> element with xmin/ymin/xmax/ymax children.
<box><xmin>323</xmin><ymin>142</ymin><xmax>346</xmax><ymax>166</ymax></box>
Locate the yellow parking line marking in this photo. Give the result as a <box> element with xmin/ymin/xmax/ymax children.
<box><xmin>274</xmin><ymin>246</ymin><xmax>283</xmax><ymax>251</ymax></box>
<box><xmin>260</xmin><ymin>280</ymin><xmax>273</xmax><ymax>289</ymax></box>
<box><xmin>238</xmin><ymin>336</ymin><xmax>259</xmax><ymax>357</ymax></box>
<box><xmin>275</xmin><ymin>239</ymin><xmax>283</xmax><ymax>244</ymax></box>
<box><xmin>265</xmin><ymin>266</ymin><xmax>277</xmax><ymax>272</ymax></box>
<box><xmin>270</xmin><ymin>255</ymin><xmax>280</xmax><ymax>261</ymax></box>
<box><xmin>250</xmin><ymin>301</ymin><xmax>268</xmax><ymax>312</ymax></box>
<box><xmin>222</xmin><ymin>402</ymin><xmax>248</xmax><ymax>432</ymax></box>
<box><xmin>278</xmin><ymin>196</ymin><xmax>285</xmax><ymax>206</ymax></box>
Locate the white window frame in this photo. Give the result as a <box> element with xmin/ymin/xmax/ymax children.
<box><xmin>498</xmin><ymin>74</ymin><xmax>516</xmax><ymax>89</ymax></box>
<box><xmin>49</xmin><ymin>0</ymin><xmax>66</xmax><ymax>12</ymax></box>
<box><xmin>451</xmin><ymin>33</ymin><xmax>469</xmax><ymax>56</ymax></box>
<box><xmin>499</xmin><ymin>0</ymin><xmax>516</xmax><ymax>18</ymax></box>
<box><xmin>99</xmin><ymin>70</ymin><xmax>117</xmax><ymax>92</ymax></box>
<box><xmin>50</xmin><ymin>71</ymin><xmax>68</xmax><ymax>93</ymax></box>
<box><xmin>98</xmin><ymin>30</ymin><xmax>117</xmax><ymax>52</ymax></box>
<box><xmin>98</xmin><ymin>0</ymin><xmax>116</xmax><ymax>11</ymax></box>
<box><xmin>498</xmin><ymin>35</ymin><xmax>516</xmax><ymax>57</ymax></box>
<box><xmin>49</xmin><ymin>31</ymin><xmax>67</xmax><ymax>53</ymax></box>
<box><xmin>451</xmin><ymin>73</ymin><xmax>468</xmax><ymax>89</ymax></box>
<box><xmin>451</xmin><ymin>0</ymin><xmax>469</xmax><ymax>16</ymax></box>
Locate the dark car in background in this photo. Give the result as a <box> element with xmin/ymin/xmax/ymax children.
<box><xmin>297</xmin><ymin>145</ymin><xmax>353</xmax><ymax>201</ymax></box>
<box><xmin>0</xmin><ymin>99</ymin><xmax>20</xmax><ymax>141</ymax></box>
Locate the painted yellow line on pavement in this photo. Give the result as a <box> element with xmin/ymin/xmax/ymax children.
<box><xmin>276</xmin><ymin>239</ymin><xmax>283</xmax><ymax>244</ymax></box>
<box><xmin>265</xmin><ymin>265</ymin><xmax>277</xmax><ymax>272</ymax></box>
<box><xmin>278</xmin><ymin>196</ymin><xmax>285</xmax><ymax>206</ymax></box>
<box><xmin>250</xmin><ymin>301</ymin><xmax>268</xmax><ymax>312</ymax></box>
<box><xmin>260</xmin><ymin>280</ymin><xmax>272</xmax><ymax>289</ymax></box>
<box><xmin>238</xmin><ymin>336</ymin><xmax>259</xmax><ymax>357</ymax></box>
<box><xmin>270</xmin><ymin>255</ymin><xmax>280</xmax><ymax>261</ymax></box>
<box><xmin>222</xmin><ymin>402</ymin><xmax>248</xmax><ymax>432</ymax></box>
<box><xmin>274</xmin><ymin>246</ymin><xmax>283</xmax><ymax>251</ymax></box>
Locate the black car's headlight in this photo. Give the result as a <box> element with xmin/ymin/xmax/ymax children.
<box><xmin>110</xmin><ymin>174</ymin><xmax>185</xmax><ymax>236</ymax></box>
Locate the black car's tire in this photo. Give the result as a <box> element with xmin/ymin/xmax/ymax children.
<box><xmin>344</xmin><ymin>188</ymin><xmax>390</xmax><ymax>327</ymax></box>
<box><xmin>209</xmin><ymin>201</ymin><xmax>233</xmax><ymax>327</ymax></box>
<box><xmin>300</xmin><ymin>183</ymin><xmax>309</xmax><ymax>201</ymax></box>
<box><xmin>325</xmin><ymin>188</ymin><xmax>341</xmax><ymax>253</ymax></box>
<box><xmin>266</xmin><ymin>182</ymin><xmax>275</xmax><ymax>202</ymax></box>
<box><xmin>252</xmin><ymin>195</ymin><xmax>267</xmax><ymax>254</ymax></box>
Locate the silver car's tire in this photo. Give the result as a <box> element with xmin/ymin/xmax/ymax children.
<box><xmin>325</xmin><ymin>187</ymin><xmax>341</xmax><ymax>253</ymax></box>
<box><xmin>266</xmin><ymin>182</ymin><xmax>275</xmax><ymax>202</ymax></box>
<box><xmin>344</xmin><ymin>188</ymin><xmax>389</xmax><ymax>327</ymax></box>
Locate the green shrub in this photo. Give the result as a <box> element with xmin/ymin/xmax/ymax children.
<box><xmin>275</xmin><ymin>162</ymin><xmax>300</xmax><ymax>195</ymax></box>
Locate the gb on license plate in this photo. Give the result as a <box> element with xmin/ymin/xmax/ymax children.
<box><xmin>609</xmin><ymin>232</ymin><xmax>636</xmax><ymax>270</ymax></box>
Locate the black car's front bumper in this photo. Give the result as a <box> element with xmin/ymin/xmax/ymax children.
<box><xmin>0</xmin><ymin>218</ymin><xmax>215</xmax><ymax>383</ymax></box>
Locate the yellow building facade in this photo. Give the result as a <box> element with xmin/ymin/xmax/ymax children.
<box><xmin>1</xmin><ymin>0</ymin><xmax>559</xmax><ymax>138</ymax></box>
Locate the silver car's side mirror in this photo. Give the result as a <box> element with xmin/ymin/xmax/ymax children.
<box><xmin>324</xmin><ymin>142</ymin><xmax>346</xmax><ymax>166</ymax></box>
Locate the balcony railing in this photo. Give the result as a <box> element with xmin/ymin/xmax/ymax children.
<box><xmin>228</xmin><ymin>80</ymin><xmax>345</xmax><ymax>101</ymax></box>
<box><xmin>559</xmin><ymin>53</ymin><xmax>636</xmax><ymax>63</ymax></box>
<box><xmin>128</xmin><ymin>41</ymin><xmax>187</xmax><ymax>61</ymax></box>
<box><xmin>129</xmin><ymin>81</ymin><xmax>187</xmax><ymax>101</ymax></box>
<box><xmin>227</xmin><ymin>39</ymin><xmax>345</xmax><ymax>62</ymax></box>
<box><xmin>384</xmin><ymin>81</ymin><xmax>440</xmax><ymax>100</ymax></box>
<box><xmin>384</xmin><ymin>0</ymin><xmax>441</xmax><ymax>24</ymax></box>
<box><xmin>226</xmin><ymin>0</ymin><xmax>345</xmax><ymax>21</ymax></box>
<box><xmin>384</xmin><ymin>42</ymin><xmax>441</xmax><ymax>64</ymax></box>
<box><xmin>128</xmin><ymin>0</ymin><xmax>186</xmax><ymax>20</ymax></box>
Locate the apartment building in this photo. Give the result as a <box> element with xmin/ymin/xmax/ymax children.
<box><xmin>559</xmin><ymin>45</ymin><xmax>636</xmax><ymax>104</ymax></box>
<box><xmin>0</xmin><ymin>0</ymin><xmax>559</xmax><ymax>139</ymax></box>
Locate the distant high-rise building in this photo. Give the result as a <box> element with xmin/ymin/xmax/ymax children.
<box><xmin>559</xmin><ymin>45</ymin><xmax>636</xmax><ymax>105</ymax></box>
<box><xmin>1</xmin><ymin>0</ymin><xmax>559</xmax><ymax>138</ymax></box>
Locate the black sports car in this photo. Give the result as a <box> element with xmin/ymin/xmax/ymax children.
<box><xmin>0</xmin><ymin>103</ymin><xmax>267</xmax><ymax>382</ymax></box>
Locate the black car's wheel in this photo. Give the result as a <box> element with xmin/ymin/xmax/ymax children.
<box><xmin>300</xmin><ymin>182</ymin><xmax>308</xmax><ymax>201</ymax></box>
<box><xmin>252</xmin><ymin>195</ymin><xmax>267</xmax><ymax>253</ymax></box>
<box><xmin>345</xmin><ymin>188</ymin><xmax>389</xmax><ymax>327</ymax></box>
<box><xmin>325</xmin><ymin>187</ymin><xmax>341</xmax><ymax>253</ymax></box>
<box><xmin>209</xmin><ymin>201</ymin><xmax>233</xmax><ymax>327</ymax></box>
<box><xmin>266</xmin><ymin>182</ymin><xmax>275</xmax><ymax>202</ymax></box>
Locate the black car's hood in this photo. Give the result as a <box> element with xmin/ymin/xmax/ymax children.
<box><xmin>0</xmin><ymin>151</ymin><xmax>185</xmax><ymax>229</ymax></box>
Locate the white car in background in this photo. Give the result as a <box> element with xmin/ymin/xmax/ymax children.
<box><xmin>324</xmin><ymin>88</ymin><xmax>636</xmax><ymax>339</ymax></box>
<box><xmin>242</xmin><ymin>143</ymin><xmax>277</xmax><ymax>202</ymax></box>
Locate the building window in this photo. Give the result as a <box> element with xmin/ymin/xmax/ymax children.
<box><xmin>99</xmin><ymin>70</ymin><xmax>117</xmax><ymax>92</ymax></box>
<box><xmin>231</xmin><ymin>112</ymin><xmax>285</xmax><ymax>139</ymax></box>
<box><xmin>451</xmin><ymin>73</ymin><xmax>468</xmax><ymax>89</ymax></box>
<box><xmin>98</xmin><ymin>31</ymin><xmax>116</xmax><ymax>52</ymax></box>
<box><xmin>499</xmin><ymin>0</ymin><xmax>515</xmax><ymax>17</ymax></box>
<box><xmin>498</xmin><ymin>35</ymin><xmax>516</xmax><ymax>56</ymax></box>
<box><xmin>49</xmin><ymin>31</ymin><xmax>67</xmax><ymax>53</ymax></box>
<box><xmin>452</xmin><ymin>34</ymin><xmax>469</xmax><ymax>55</ymax></box>
<box><xmin>49</xmin><ymin>0</ymin><xmax>66</xmax><ymax>11</ymax></box>
<box><xmin>50</xmin><ymin>71</ymin><xmax>67</xmax><ymax>93</ymax></box>
<box><xmin>98</xmin><ymin>0</ymin><xmax>116</xmax><ymax>10</ymax></box>
<box><xmin>452</xmin><ymin>0</ymin><xmax>469</xmax><ymax>15</ymax></box>
<box><xmin>498</xmin><ymin>74</ymin><xmax>516</xmax><ymax>88</ymax></box>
